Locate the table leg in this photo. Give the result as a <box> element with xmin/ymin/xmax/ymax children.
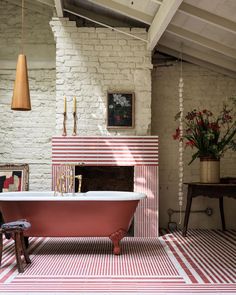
<box><xmin>182</xmin><ymin>187</ymin><xmax>193</xmax><ymax>237</ymax></box>
<box><xmin>0</xmin><ymin>211</ymin><xmax>4</xmax><ymax>226</ymax></box>
<box><xmin>24</xmin><ymin>237</ymin><xmax>29</xmax><ymax>248</ymax></box>
<box><xmin>0</xmin><ymin>232</ymin><xmax>3</xmax><ymax>267</ymax></box>
<box><xmin>219</xmin><ymin>197</ymin><xmax>226</xmax><ymax>231</ymax></box>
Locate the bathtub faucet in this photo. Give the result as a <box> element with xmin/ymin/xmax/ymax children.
<box><xmin>55</xmin><ymin>167</ymin><xmax>74</xmax><ymax>196</ymax></box>
<box><xmin>75</xmin><ymin>175</ymin><xmax>82</xmax><ymax>193</ymax></box>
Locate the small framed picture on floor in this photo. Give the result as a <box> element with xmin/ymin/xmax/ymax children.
<box><xmin>107</xmin><ymin>92</ymin><xmax>135</xmax><ymax>128</ymax></box>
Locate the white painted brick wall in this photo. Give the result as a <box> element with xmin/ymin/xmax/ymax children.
<box><xmin>50</xmin><ymin>18</ymin><xmax>152</xmax><ymax>136</ymax></box>
<box><xmin>0</xmin><ymin>1</ymin><xmax>55</xmax><ymax>191</ymax></box>
<box><xmin>152</xmin><ymin>63</ymin><xmax>236</xmax><ymax>229</ymax></box>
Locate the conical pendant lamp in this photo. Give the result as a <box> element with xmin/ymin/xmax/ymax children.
<box><xmin>11</xmin><ymin>0</ymin><xmax>31</xmax><ymax>111</ymax></box>
<box><xmin>11</xmin><ymin>54</ymin><xmax>31</xmax><ymax>110</ymax></box>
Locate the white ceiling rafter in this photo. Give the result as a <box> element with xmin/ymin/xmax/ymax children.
<box><xmin>87</xmin><ymin>0</ymin><xmax>153</xmax><ymax>25</ymax></box>
<box><xmin>178</xmin><ymin>2</ymin><xmax>236</xmax><ymax>34</ymax></box>
<box><xmin>166</xmin><ymin>24</ymin><xmax>236</xmax><ymax>59</ymax></box>
<box><xmin>158</xmin><ymin>37</ymin><xmax>236</xmax><ymax>73</ymax></box>
<box><xmin>156</xmin><ymin>45</ymin><xmax>236</xmax><ymax>79</ymax></box>
<box><xmin>55</xmin><ymin>0</ymin><xmax>63</xmax><ymax>17</ymax></box>
<box><xmin>147</xmin><ymin>0</ymin><xmax>183</xmax><ymax>51</ymax></box>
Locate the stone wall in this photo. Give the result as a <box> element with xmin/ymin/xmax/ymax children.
<box><xmin>0</xmin><ymin>1</ymin><xmax>56</xmax><ymax>190</ymax></box>
<box><xmin>152</xmin><ymin>63</ymin><xmax>236</xmax><ymax>229</ymax></box>
<box><xmin>50</xmin><ymin>18</ymin><xmax>152</xmax><ymax>136</ymax></box>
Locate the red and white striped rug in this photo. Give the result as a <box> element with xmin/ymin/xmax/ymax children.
<box><xmin>0</xmin><ymin>230</ymin><xmax>235</xmax><ymax>293</ymax></box>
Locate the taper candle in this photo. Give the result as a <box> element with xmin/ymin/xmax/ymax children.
<box><xmin>64</xmin><ymin>96</ymin><xmax>67</xmax><ymax>113</ymax></box>
<box><xmin>73</xmin><ymin>96</ymin><xmax>76</xmax><ymax>113</ymax></box>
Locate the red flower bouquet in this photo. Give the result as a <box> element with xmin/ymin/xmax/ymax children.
<box><xmin>173</xmin><ymin>97</ymin><xmax>236</xmax><ymax>164</ymax></box>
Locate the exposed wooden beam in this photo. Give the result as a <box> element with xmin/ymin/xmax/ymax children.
<box><xmin>166</xmin><ymin>24</ymin><xmax>236</xmax><ymax>59</ymax></box>
<box><xmin>54</xmin><ymin>0</ymin><xmax>63</xmax><ymax>17</ymax></box>
<box><xmin>155</xmin><ymin>45</ymin><xmax>236</xmax><ymax>79</ymax></box>
<box><xmin>179</xmin><ymin>2</ymin><xmax>236</xmax><ymax>34</ymax></box>
<box><xmin>87</xmin><ymin>0</ymin><xmax>153</xmax><ymax>25</ymax></box>
<box><xmin>147</xmin><ymin>0</ymin><xmax>183</xmax><ymax>51</ymax></box>
<box><xmin>158</xmin><ymin>36</ymin><xmax>236</xmax><ymax>73</ymax></box>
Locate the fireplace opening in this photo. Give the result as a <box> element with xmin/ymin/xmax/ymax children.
<box><xmin>74</xmin><ymin>165</ymin><xmax>134</xmax><ymax>236</ymax></box>
<box><xmin>75</xmin><ymin>166</ymin><xmax>134</xmax><ymax>192</ymax></box>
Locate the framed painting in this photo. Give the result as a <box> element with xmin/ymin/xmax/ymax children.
<box><xmin>0</xmin><ymin>164</ymin><xmax>29</xmax><ymax>192</ymax></box>
<box><xmin>107</xmin><ymin>92</ymin><xmax>135</xmax><ymax>128</ymax></box>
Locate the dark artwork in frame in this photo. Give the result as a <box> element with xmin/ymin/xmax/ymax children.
<box><xmin>0</xmin><ymin>164</ymin><xmax>29</xmax><ymax>192</ymax></box>
<box><xmin>107</xmin><ymin>92</ymin><xmax>134</xmax><ymax>128</ymax></box>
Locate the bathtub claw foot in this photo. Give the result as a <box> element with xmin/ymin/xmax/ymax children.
<box><xmin>109</xmin><ymin>229</ymin><xmax>126</xmax><ymax>255</ymax></box>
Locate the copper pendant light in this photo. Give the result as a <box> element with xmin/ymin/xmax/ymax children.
<box><xmin>11</xmin><ymin>0</ymin><xmax>31</xmax><ymax>111</ymax></box>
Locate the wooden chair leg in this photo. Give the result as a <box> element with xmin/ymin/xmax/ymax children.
<box><xmin>0</xmin><ymin>232</ymin><xmax>3</xmax><ymax>267</ymax></box>
<box><xmin>20</xmin><ymin>232</ymin><xmax>31</xmax><ymax>264</ymax></box>
<box><xmin>14</xmin><ymin>232</ymin><xmax>24</xmax><ymax>273</ymax></box>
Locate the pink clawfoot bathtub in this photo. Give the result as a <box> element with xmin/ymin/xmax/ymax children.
<box><xmin>0</xmin><ymin>191</ymin><xmax>146</xmax><ymax>254</ymax></box>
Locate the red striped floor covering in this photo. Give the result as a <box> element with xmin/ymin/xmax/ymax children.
<box><xmin>0</xmin><ymin>230</ymin><xmax>235</xmax><ymax>293</ymax></box>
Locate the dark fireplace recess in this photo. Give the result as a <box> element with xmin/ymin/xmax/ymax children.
<box><xmin>74</xmin><ymin>165</ymin><xmax>134</xmax><ymax>236</ymax></box>
<box><xmin>75</xmin><ymin>166</ymin><xmax>134</xmax><ymax>192</ymax></box>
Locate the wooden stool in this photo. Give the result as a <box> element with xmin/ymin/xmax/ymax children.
<box><xmin>0</xmin><ymin>221</ymin><xmax>31</xmax><ymax>273</ymax></box>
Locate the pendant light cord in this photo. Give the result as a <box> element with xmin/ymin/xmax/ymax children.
<box><xmin>21</xmin><ymin>0</ymin><xmax>24</xmax><ymax>54</ymax></box>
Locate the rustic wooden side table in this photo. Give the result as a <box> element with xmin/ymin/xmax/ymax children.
<box><xmin>182</xmin><ymin>183</ymin><xmax>236</xmax><ymax>237</ymax></box>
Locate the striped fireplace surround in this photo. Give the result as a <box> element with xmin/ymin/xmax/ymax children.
<box><xmin>51</xmin><ymin>136</ymin><xmax>159</xmax><ymax>237</ymax></box>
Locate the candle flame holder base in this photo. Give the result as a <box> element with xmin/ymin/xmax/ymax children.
<box><xmin>62</xmin><ymin>112</ymin><xmax>67</xmax><ymax>136</ymax></box>
<box><xmin>73</xmin><ymin>111</ymin><xmax>77</xmax><ymax>136</ymax></box>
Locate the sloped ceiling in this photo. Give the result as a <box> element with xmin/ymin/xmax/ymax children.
<box><xmin>53</xmin><ymin>0</ymin><xmax>236</xmax><ymax>77</ymax></box>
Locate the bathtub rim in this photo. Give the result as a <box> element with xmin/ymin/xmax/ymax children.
<box><xmin>0</xmin><ymin>191</ymin><xmax>147</xmax><ymax>201</ymax></box>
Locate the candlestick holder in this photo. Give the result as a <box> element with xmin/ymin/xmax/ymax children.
<box><xmin>62</xmin><ymin>112</ymin><xmax>67</xmax><ymax>136</ymax></box>
<box><xmin>72</xmin><ymin>111</ymin><xmax>77</xmax><ymax>136</ymax></box>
